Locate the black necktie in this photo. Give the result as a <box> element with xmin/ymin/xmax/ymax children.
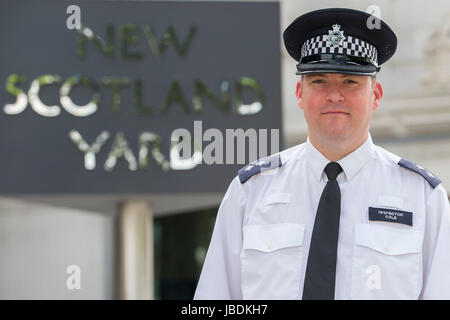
<box><xmin>302</xmin><ymin>161</ymin><xmax>343</xmax><ymax>300</ymax></box>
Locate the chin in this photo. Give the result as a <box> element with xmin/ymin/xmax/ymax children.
<box><xmin>322</xmin><ymin>129</ymin><xmax>350</xmax><ymax>140</ymax></box>
<box><xmin>322</xmin><ymin>125</ymin><xmax>350</xmax><ymax>139</ymax></box>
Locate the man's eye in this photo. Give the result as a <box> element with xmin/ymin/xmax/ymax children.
<box><xmin>344</xmin><ymin>79</ymin><xmax>358</xmax><ymax>84</ymax></box>
<box><xmin>312</xmin><ymin>80</ymin><xmax>326</xmax><ymax>84</ymax></box>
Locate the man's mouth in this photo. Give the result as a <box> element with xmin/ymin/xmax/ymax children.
<box><xmin>322</xmin><ymin>111</ymin><xmax>349</xmax><ymax>115</ymax></box>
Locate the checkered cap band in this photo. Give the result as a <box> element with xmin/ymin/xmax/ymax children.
<box><xmin>300</xmin><ymin>35</ymin><xmax>378</xmax><ymax>65</ymax></box>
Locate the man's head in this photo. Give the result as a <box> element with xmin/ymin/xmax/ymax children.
<box><xmin>296</xmin><ymin>73</ymin><xmax>382</xmax><ymax>142</ymax></box>
<box><xmin>283</xmin><ymin>8</ymin><xmax>396</xmax><ymax>150</ymax></box>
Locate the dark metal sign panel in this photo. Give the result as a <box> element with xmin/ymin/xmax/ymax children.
<box><xmin>0</xmin><ymin>0</ymin><xmax>281</xmax><ymax>194</ymax></box>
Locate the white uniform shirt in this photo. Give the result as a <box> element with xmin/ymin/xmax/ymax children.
<box><xmin>194</xmin><ymin>133</ymin><xmax>450</xmax><ymax>300</ymax></box>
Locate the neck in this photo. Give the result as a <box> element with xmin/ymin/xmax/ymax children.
<box><xmin>309</xmin><ymin>131</ymin><xmax>369</xmax><ymax>162</ymax></box>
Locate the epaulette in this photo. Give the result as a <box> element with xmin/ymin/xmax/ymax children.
<box><xmin>398</xmin><ymin>158</ymin><xmax>441</xmax><ymax>188</ymax></box>
<box><xmin>238</xmin><ymin>153</ymin><xmax>283</xmax><ymax>184</ymax></box>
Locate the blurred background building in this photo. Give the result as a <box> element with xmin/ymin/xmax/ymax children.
<box><xmin>0</xmin><ymin>0</ymin><xmax>449</xmax><ymax>299</ymax></box>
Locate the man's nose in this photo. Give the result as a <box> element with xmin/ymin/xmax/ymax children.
<box><xmin>326</xmin><ymin>85</ymin><xmax>344</xmax><ymax>102</ymax></box>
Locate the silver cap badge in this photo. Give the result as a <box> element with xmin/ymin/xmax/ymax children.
<box><xmin>327</xmin><ymin>24</ymin><xmax>346</xmax><ymax>47</ymax></box>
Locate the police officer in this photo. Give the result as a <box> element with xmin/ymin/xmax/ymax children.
<box><xmin>194</xmin><ymin>8</ymin><xmax>450</xmax><ymax>300</ymax></box>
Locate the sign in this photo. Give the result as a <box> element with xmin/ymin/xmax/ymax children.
<box><xmin>0</xmin><ymin>0</ymin><xmax>281</xmax><ymax>194</ymax></box>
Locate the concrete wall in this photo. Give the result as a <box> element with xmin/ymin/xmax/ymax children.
<box><xmin>0</xmin><ymin>198</ymin><xmax>116</xmax><ymax>299</ymax></box>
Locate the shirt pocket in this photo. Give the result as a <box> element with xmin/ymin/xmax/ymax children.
<box><xmin>241</xmin><ymin>223</ymin><xmax>305</xmax><ymax>299</ymax></box>
<box><xmin>351</xmin><ymin>224</ymin><xmax>423</xmax><ymax>300</ymax></box>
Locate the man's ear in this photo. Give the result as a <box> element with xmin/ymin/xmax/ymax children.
<box><xmin>296</xmin><ymin>80</ymin><xmax>304</xmax><ymax>110</ymax></box>
<box><xmin>372</xmin><ymin>81</ymin><xmax>383</xmax><ymax>111</ymax></box>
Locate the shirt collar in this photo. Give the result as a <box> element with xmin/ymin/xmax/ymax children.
<box><xmin>302</xmin><ymin>133</ymin><xmax>375</xmax><ymax>182</ymax></box>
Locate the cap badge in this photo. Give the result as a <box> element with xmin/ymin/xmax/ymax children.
<box><xmin>327</xmin><ymin>24</ymin><xmax>346</xmax><ymax>47</ymax></box>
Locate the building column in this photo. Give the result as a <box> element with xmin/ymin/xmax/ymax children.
<box><xmin>118</xmin><ymin>200</ymin><xmax>154</xmax><ymax>299</ymax></box>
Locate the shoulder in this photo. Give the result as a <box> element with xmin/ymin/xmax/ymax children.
<box><xmin>374</xmin><ymin>144</ymin><xmax>442</xmax><ymax>189</ymax></box>
<box><xmin>237</xmin><ymin>143</ymin><xmax>305</xmax><ymax>184</ymax></box>
<box><xmin>397</xmin><ymin>158</ymin><xmax>442</xmax><ymax>189</ymax></box>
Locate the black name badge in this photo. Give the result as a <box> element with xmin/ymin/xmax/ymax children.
<box><xmin>368</xmin><ymin>207</ymin><xmax>413</xmax><ymax>226</ymax></box>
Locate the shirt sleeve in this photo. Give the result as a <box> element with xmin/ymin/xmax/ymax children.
<box><xmin>193</xmin><ymin>176</ymin><xmax>247</xmax><ymax>300</ymax></box>
<box><xmin>420</xmin><ymin>184</ymin><xmax>450</xmax><ymax>299</ymax></box>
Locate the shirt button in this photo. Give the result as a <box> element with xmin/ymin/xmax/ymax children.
<box><xmin>267</xmin><ymin>243</ymin><xmax>272</xmax><ymax>249</ymax></box>
<box><xmin>385</xmin><ymin>246</ymin><xmax>390</xmax><ymax>252</ymax></box>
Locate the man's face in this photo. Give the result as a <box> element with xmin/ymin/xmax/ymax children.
<box><xmin>295</xmin><ymin>73</ymin><xmax>383</xmax><ymax>142</ymax></box>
